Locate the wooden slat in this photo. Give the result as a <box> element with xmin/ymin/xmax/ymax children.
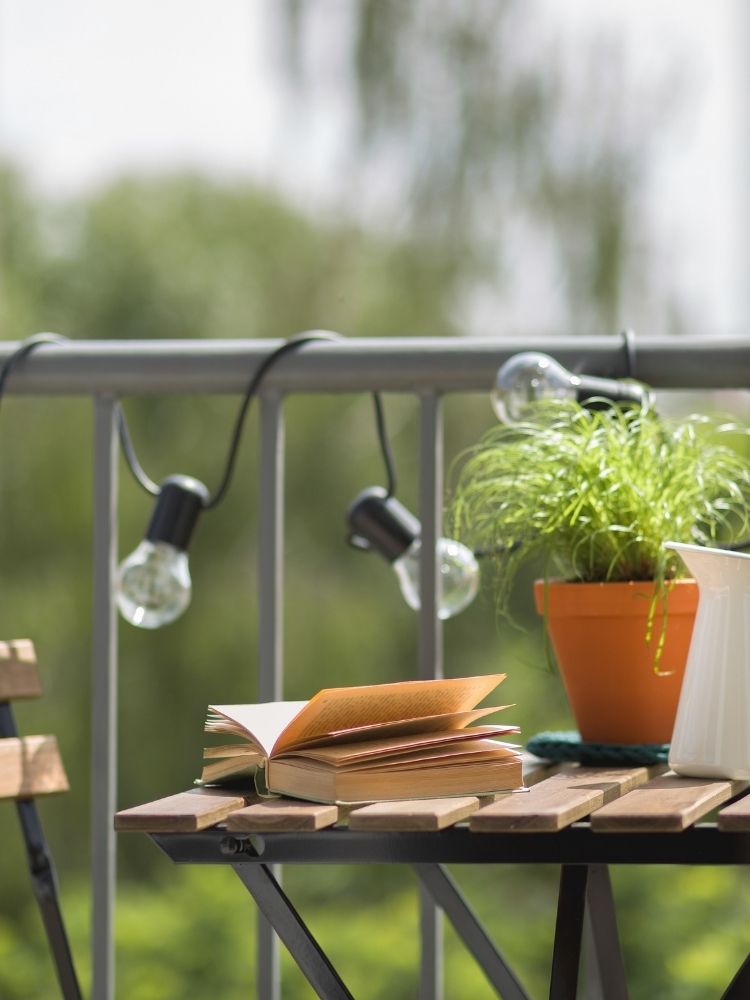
<box><xmin>349</xmin><ymin>796</ymin><xmax>480</xmax><ymax>831</ymax></box>
<box><xmin>331</xmin><ymin>757</ymin><xmax>555</xmax><ymax>832</ymax></box>
<box><xmin>226</xmin><ymin>799</ymin><xmax>340</xmax><ymax>832</ymax></box>
<box><xmin>0</xmin><ymin>735</ymin><xmax>68</xmax><ymax>798</ymax></box>
<box><xmin>592</xmin><ymin>772</ymin><xmax>749</xmax><ymax>833</ymax></box>
<box><xmin>470</xmin><ymin>764</ymin><xmax>660</xmax><ymax>833</ymax></box>
<box><xmin>114</xmin><ymin>787</ymin><xmax>256</xmax><ymax>833</ymax></box>
<box><xmin>717</xmin><ymin>788</ymin><xmax>750</xmax><ymax>831</ymax></box>
<box><xmin>0</xmin><ymin>640</ymin><xmax>42</xmax><ymax>701</ymax></box>
<box><xmin>521</xmin><ymin>753</ymin><xmax>558</xmax><ymax>786</ymax></box>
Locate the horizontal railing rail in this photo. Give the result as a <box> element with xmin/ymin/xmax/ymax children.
<box><xmin>0</xmin><ymin>334</ymin><xmax>749</xmax><ymax>393</ymax></box>
<box><xmin>4</xmin><ymin>333</ymin><xmax>749</xmax><ymax>1000</ymax></box>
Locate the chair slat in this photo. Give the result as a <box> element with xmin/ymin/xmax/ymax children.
<box><xmin>470</xmin><ymin>764</ymin><xmax>660</xmax><ymax>833</ymax></box>
<box><xmin>591</xmin><ymin>772</ymin><xmax>749</xmax><ymax>833</ymax></box>
<box><xmin>0</xmin><ymin>735</ymin><xmax>69</xmax><ymax>799</ymax></box>
<box><xmin>0</xmin><ymin>640</ymin><xmax>42</xmax><ymax>701</ymax></box>
<box><xmin>114</xmin><ymin>787</ymin><xmax>256</xmax><ymax>833</ymax></box>
<box><xmin>227</xmin><ymin>799</ymin><xmax>340</xmax><ymax>832</ymax></box>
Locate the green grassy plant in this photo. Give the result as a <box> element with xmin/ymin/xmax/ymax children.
<box><xmin>449</xmin><ymin>399</ymin><xmax>750</xmax><ymax>619</ymax></box>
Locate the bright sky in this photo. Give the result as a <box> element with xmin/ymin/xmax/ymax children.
<box><xmin>0</xmin><ymin>1</ymin><xmax>746</xmax><ymax>336</ymax></box>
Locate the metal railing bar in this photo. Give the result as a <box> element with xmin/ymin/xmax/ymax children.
<box><xmin>258</xmin><ymin>392</ymin><xmax>285</xmax><ymax>702</ymax></box>
<box><xmin>257</xmin><ymin>391</ymin><xmax>285</xmax><ymax>1000</ymax></box>
<box><xmin>1</xmin><ymin>336</ymin><xmax>749</xmax><ymax>394</ymax></box>
<box><xmin>91</xmin><ymin>394</ymin><xmax>119</xmax><ymax>1000</ymax></box>
<box><xmin>419</xmin><ymin>882</ymin><xmax>444</xmax><ymax>1000</ymax></box>
<box><xmin>418</xmin><ymin>391</ymin><xmax>444</xmax><ymax>1000</ymax></box>
<box><xmin>418</xmin><ymin>392</ymin><xmax>444</xmax><ymax>681</ymax></box>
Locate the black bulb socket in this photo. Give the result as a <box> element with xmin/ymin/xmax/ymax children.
<box><xmin>576</xmin><ymin>376</ymin><xmax>649</xmax><ymax>408</ymax></box>
<box><xmin>346</xmin><ymin>487</ymin><xmax>420</xmax><ymax>563</ymax></box>
<box><xmin>145</xmin><ymin>475</ymin><xmax>210</xmax><ymax>552</ymax></box>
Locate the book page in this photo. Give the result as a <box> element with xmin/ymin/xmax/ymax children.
<box><xmin>273</xmin><ymin>674</ymin><xmax>506</xmax><ymax>754</ymax></box>
<box><xmin>207</xmin><ymin>702</ymin><xmax>308</xmax><ymax>757</ymax></box>
<box><xmin>351</xmin><ymin>740</ymin><xmax>521</xmax><ymax>771</ymax></box>
<box><xmin>279</xmin><ymin>724</ymin><xmax>519</xmax><ymax>764</ymax></box>
<box><xmin>288</xmin><ymin>705</ymin><xmax>511</xmax><ymax>750</ymax></box>
<box><xmin>203</xmin><ymin>744</ymin><xmax>265</xmax><ymax>759</ymax></box>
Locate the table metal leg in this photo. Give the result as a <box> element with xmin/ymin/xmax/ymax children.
<box><xmin>414</xmin><ymin>863</ymin><xmax>531</xmax><ymax>1000</ymax></box>
<box><xmin>232</xmin><ymin>862</ymin><xmax>354</xmax><ymax>1000</ymax></box>
<box><xmin>584</xmin><ymin>864</ymin><xmax>629</xmax><ymax>1000</ymax></box>
<box><xmin>721</xmin><ymin>952</ymin><xmax>750</xmax><ymax>999</ymax></box>
<box><xmin>550</xmin><ymin>864</ymin><xmax>589</xmax><ymax>1000</ymax></box>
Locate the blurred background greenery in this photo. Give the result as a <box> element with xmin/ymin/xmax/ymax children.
<box><xmin>0</xmin><ymin>1</ymin><xmax>748</xmax><ymax>997</ymax></box>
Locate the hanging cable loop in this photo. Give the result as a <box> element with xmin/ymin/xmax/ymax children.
<box><xmin>0</xmin><ymin>332</ymin><xmax>400</xmax><ymax>511</ymax></box>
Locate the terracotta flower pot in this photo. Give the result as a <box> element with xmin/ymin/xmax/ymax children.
<box><xmin>534</xmin><ymin>578</ymin><xmax>698</xmax><ymax>745</ymax></box>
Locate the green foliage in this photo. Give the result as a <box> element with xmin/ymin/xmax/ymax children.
<box><xmin>1</xmin><ymin>864</ymin><xmax>748</xmax><ymax>1000</ymax></box>
<box><xmin>450</xmin><ymin>399</ymin><xmax>750</xmax><ymax>615</ymax></box>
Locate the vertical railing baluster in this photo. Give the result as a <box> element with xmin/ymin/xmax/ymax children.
<box><xmin>257</xmin><ymin>391</ymin><xmax>285</xmax><ymax>1000</ymax></box>
<box><xmin>418</xmin><ymin>391</ymin><xmax>444</xmax><ymax>1000</ymax></box>
<box><xmin>91</xmin><ymin>394</ymin><xmax>119</xmax><ymax>1000</ymax></box>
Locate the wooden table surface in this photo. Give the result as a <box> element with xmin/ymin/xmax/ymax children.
<box><xmin>114</xmin><ymin>759</ymin><xmax>750</xmax><ymax>838</ymax></box>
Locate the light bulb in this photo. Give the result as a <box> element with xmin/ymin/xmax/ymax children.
<box><xmin>117</xmin><ymin>540</ymin><xmax>191</xmax><ymax>629</ymax></box>
<box><xmin>491</xmin><ymin>351</ymin><xmax>649</xmax><ymax>425</ymax></box>
<box><xmin>117</xmin><ymin>474</ymin><xmax>209</xmax><ymax>629</ymax></box>
<box><xmin>393</xmin><ymin>537</ymin><xmax>479</xmax><ymax>620</ymax></box>
<box><xmin>492</xmin><ymin>352</ymin><xmax>574</xmax><ymax>424</ymax></box>
<box><xmin>346</xmin><ymin>487</ymin><xmax>480</xmax><ymax>620</ymax></box>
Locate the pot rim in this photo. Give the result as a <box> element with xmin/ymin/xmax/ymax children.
<box><xmin>533</xmin><ymin>577</ymin><xmax>698</xmax><ymax>617</ymax></box>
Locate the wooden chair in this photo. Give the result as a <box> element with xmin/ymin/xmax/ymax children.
<box><xmin>0</xmin><ymin>639</ymin><xmax>82</xmax><ymax>1000</ymax></box>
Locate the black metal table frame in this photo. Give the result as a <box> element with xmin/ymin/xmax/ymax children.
<box><xmin>152</xmin><ymin>823</ymin><xmax>750</xmax><ymax>1000</ymax></box>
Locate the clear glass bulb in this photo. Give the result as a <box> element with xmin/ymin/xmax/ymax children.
<box><xmin>116</xmin><ymin>540</ymin><xmax>192</xmax><ymax>629</ymax></box>
<box><xmin>491</xmin><ymin>352</ymin><xmax>577</xmax><ymax>424</ymax></box>
<box><xmin>393</xmin><ymin>538</ymin><xmax>480</xmax><ymax>619</ymax></box>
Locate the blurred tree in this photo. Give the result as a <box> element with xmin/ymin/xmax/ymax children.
<box><xmin>275</xmin><ymin>0</ymin><xmax>675</xmax><ymax>334</ymax></box>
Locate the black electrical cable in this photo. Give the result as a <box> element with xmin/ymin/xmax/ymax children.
<box><xmin>0</xmin><ymin>334</ymin><xmax>159</xmax><ymax>496</ymax></box>
<box><xmin>115</xmin><ymin>403</ymin><xmax>160</xmax><ymax>496</ymax></box>
<box><xmin>204</xmin><ymin>331</ymin><xmax>340</xmax><ymax>509</ymax></box>
<box><xmin>0</xmin><ymin>333</ymin><xmax>69</xmax><ymax>412</ymax></box>
<box><xmin>372</xmin><ymin>391</ymin><xmax>397</xmax><ymax>499</ymax></box>
<box><xmin>0</xmin><ymin>332</ymin><xmax>399</xmax><ymax>511</ymax></box>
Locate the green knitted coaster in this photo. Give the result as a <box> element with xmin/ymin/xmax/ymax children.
<box><xmin>526</xmin><ymin>731</ymin><xmax>669</xmax><ymax>767</ymax></box>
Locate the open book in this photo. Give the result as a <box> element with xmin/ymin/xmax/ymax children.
<box><xmin>200</xmin><ymin>674</ymin><xmax>522</xmax><ymax>804</ymax></box>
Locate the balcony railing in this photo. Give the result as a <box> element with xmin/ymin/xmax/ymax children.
<box><xmin>2</xmin><ymin>332</ymin><xmax>748</xmax><ymax>1000</ymax></box>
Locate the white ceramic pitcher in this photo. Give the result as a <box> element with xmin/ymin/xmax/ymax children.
<box><xmin>666</xmin><ymin>541</ymin><xmax>750</xmax><ymax>779</ymax></box>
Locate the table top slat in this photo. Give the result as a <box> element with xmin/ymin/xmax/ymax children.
<box><xmin>115</xmin><ymin>787</ymin><xmax>256</xmax><ymax>833</ymax></box>
<box><xmin>226</xmin><ymin>799</ymin><xmax>340</xmax><ymax>832</ymax></box>
<box><xmin>349</xmin><ymin>796</ymin><xmax>480</xmax><ymax>831</ymax></box>
<box><xmin>591</xmin><ymin>773</ymin><xmax>749</xmax><ymax>833</ymax></box>
<box><xmin>470</xmin><ymin>764</ymin><xmax>660</xmax><ymax>833</ymax></box>
<box><xmin>717</xmin><ymin>788</ymin><xmax>750</xmax><ymax>831</ymax></box>
<box><xmin>340</xmin><ymin>757</ymin><xmax>555</xmax><ymax>832</ymax></box>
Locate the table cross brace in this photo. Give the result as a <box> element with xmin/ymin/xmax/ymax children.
<box><xmin>414</xmin><ymin>863</ymin><xmax>531</xmax><ymax>1000</ymax></box>
<box><xmin>231</xmin><ymin>861</ymin><xmax>354</xmax><ymax>1000</ymax></box>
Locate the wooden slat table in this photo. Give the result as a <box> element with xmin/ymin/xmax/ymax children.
<box><xmin>116</xmin><ymin>763</ymin><xmax>750</xmax><ymax>1000</ymax></box>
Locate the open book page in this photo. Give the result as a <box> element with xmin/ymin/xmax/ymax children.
<box><xmin>340</xmin><ymin>740</ymin><xmax>521</xmax><ymax>771</ymax></box>
<box><xmin>279</xmin><ymin>724</ymin><xmax>519</xmax><ymax>765</ymax></box>
<box><xmin>288</xmin><ymin>705</ymin><xmax>511</xmax><ymax>750</ymax></box>
<box><xmin>206</xmin><ymin>701</ymin><xmax>308</xmax><ymax>757</ymax></box>
<box><xmin>272</xmin><ymin>674</ymin><xmax>506</xmax><ymax>754</ymax></box>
